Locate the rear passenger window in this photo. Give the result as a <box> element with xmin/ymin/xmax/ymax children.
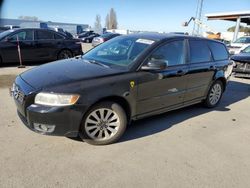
<box><xmin>36</xmin><ymin>30</ymin><xmax>54</xmax><ymax>40</ymax></box>
<box><xmin>208</xmin><ymin>41</ymin><xmax>228</xmax><ymax>61</ymax></box>
<box><xmin>189</xmin><ymin>40</ymin><xmax>211</xmax><ymax>63</ymax></box>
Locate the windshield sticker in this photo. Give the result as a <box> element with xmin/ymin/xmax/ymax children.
<box><xmin>136</xmin><ymin>39</ymin><xmax>155</xmax><ymax>45</ymax></box>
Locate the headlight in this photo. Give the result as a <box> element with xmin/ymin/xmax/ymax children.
<box><xmin>35</xmin><ymin>93</ymin><xmax>80</xmax><ymax>106</ymax></box>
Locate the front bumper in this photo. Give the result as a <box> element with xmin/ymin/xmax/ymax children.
<box><xmin>17</xmin><ymin>104</ymin><xmax>86</xmax><ymax>137</ymax></box>
<box><xmin>233</xmin><ymin>62</ymin><xmax>250</xmax><ymax>78</ymax></box>
<box><xmin>13</xmin><ymin>76</ymin><xmax>87</xmax><ymax>137</ymax></box>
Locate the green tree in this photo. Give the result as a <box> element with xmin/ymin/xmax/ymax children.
<box><xmin>227</xmin><ymin>25</ymin><xmax>250</xmax><ymax>33</ymax></box>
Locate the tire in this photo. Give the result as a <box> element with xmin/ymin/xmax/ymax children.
<box><xmin>57</xmin><ymin>49</ymin><xmax>73</xmax><ymax>60</ymax></box>
<box><xmin>204</xmin><ymin>80</ymin><xmax>223</xmax><ymax>108</ymax></box>
<box><xmin>79</xmin><ymin>101</ymin><xmax>127</xmax><ymax>145</ymax></box>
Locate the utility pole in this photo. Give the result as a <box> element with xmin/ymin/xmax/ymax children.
<box><xmin>192</xmin><ymin>0</ymin><xmax>204</xmax><ymax>36</ymax></box>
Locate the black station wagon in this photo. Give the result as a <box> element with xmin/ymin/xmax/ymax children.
<box><xmin>12</xmin><ymin>33</ymin><xmax>232</xmax><ymax>145</ymax></box>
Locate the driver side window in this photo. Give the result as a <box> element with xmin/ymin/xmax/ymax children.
<box><xmin>149</xmin><ymin>40</ymin><xmax>185</xmax><ymax>66</ymax></box>
<box><xmin>8</xmin><ymin>30</ymin><xmax>33</xmax><ymax>41</ymax></box>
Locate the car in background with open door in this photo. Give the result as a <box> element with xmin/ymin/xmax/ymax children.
<box><xmin>0</xmin><ymin>28</ymin><xmax>82</xmax><ymax>65</ymax></box>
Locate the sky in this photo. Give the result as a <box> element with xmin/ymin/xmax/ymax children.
<box><xmin>0</xmin><ymin>0</ymin><xmax>250</xmax><ymax>33</ymax></box>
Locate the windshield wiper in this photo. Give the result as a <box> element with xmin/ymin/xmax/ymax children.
<box><xmin>83</xmin><ymin>59</ymin><xmax>109</xmax><ymax>68</ymax></box>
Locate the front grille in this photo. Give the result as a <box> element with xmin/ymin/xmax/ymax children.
<box><xmin>235</xmin><ymin>62</ymin><xmax>245</xmax><ymax>68</ymax></box>
<box><xmin>12</xmin><ymin>83</ymin><xmax>25</xmax><ymax>104</ymax></box>
<box><xmin>246</xmin><ymin>63</ymin><xmax>250</xmax><ymax>70</ymax></box>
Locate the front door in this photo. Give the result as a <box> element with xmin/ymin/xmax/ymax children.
<box><xmin>136</xmin><ymin>39</ymin><xmax>189</xmax><ymax>115</ymax></box>
<box><xmin>1</xmin><ymin>30</ymin><xmax>34</xmax><ymax>63</ymax></box>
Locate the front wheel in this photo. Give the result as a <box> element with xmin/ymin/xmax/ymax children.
<box><xmin>79</xmin><ymin>102</ymin><xmax>127</xmax><ymax>145</ymax></box>
<box><xmin>204</xmin><ymin>80</ymin><xmax>223</xmax><ymax>108</ymax></box>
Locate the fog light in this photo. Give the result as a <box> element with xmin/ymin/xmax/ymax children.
<box><xmin>33</xmin><ymin>123</ymin><xmax>55</xmax><ymax>133</ymax></box>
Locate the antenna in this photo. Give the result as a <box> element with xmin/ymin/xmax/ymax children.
<box><xmin>192</xmin><ymin>0</ymin><xmax>204</xmax><ymax>36</ymax></box>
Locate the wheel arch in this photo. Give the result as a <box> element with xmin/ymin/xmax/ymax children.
<box><xmin>87</xmin><ymin>96</ymin><xmax>132</xmax><ymax>123</ymax></box>
<box><xmin>215</xmin><ymin>77</ymin><xmax>227</xmax><ymax>91</ymax></box>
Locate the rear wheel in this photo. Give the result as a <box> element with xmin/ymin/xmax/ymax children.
<box><xmin>204</xmin><ymin>80</ymin><xmax>223</xmax><ymax>108</ymax></box>
<box><xmin>57</xmin><ymin>49</ymin><xmax>73</xmax><ymax>60</ymax></box>
<box><xmin>79</xmin><ymin>102</ymin><xmax>127</xmax><ymax>145</ymax></box>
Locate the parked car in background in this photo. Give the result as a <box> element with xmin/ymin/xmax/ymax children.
<box><xmin>231</xmin><ymin>45</ymin><xmax>250</xmax><ymax>78</ymax></box>
<box><xmin>0</xmin><ymin>26</ymin><xmax>9</xmax><ymax>33</ymax></box>
<box><xmin>0</xmin><ymin>28</ymin><xmax>82</xmax><ymax>64</ymax></box>
<box><xmin>12</xmin><ymin>33</ymin><xmax>231</xmax><ymax>145</ymax></box>
<box><xmin>4</xmin><ymin>25</ymin><xmax>20</xmax><ymax>29</ymax></box>
<box><xmin>81</xmin><ymin>33</ymin><xmax>100</xmax><ymax>43</ymax></box>
<box><xmin>76</xmin><ymin>31</ymin><xmax>94</xmax><ymax>39</ymax></box>
<box><xmin>92</xmin><ymin>32</ymin><xmax>121</xmax><ymax>46</ymax></box>
<box><xmin>228</xmin><ymin>36</ymin><xmax>250</xmax><ymax>55</ymax></box>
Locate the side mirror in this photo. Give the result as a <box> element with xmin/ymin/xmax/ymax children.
<box><xmin>141</xmin><ymin>59</ymin><xmax>167</xmax><ymax>71</ymax></box>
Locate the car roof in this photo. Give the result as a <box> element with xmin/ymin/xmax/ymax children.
<box><xmin>122</xmin><ymin>32</ymin><xmax>226</xmax><ymax>44</ymax></box>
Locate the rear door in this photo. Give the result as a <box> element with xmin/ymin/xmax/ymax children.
<box><xmin>184</xmin><ymin>39</ymin><xmax>215</xmax><ymax>103</ymax></box>
<box><xmin>33</xmin><ymin>30</ymin><xmax>58</xmax><ymax>60</ymax></box>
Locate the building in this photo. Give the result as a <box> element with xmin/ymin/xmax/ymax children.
<box><xmin>0</xmin><ymin>18</ymin><xmax>89</xmax><ymax>35</ymax></box>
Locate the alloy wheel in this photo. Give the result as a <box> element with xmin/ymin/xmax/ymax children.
<box><xmin>84</xmin><ymin>108</ymin><xmax>120</xmax><ymax>141</ymax></box>
<box><xmin>209</xmin><ymin>83</ymin><xmax>222</xmax><ymax>105</ymax></box>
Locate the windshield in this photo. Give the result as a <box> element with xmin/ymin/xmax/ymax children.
<box><xmin>0</xmin><ymin>29</ymin><xmax>15</xmax><ymax>40</ymax></box>
<box><xmin>242</xmin><ymin>45</ymin><xmax>250</xmax><ymax>53</ymax></box>
<box><xmin>82</xmin><ymin>36</ymin><xmax>155</xmax><ymax>69</ymax></box>
<box><xmin>235</xmin><ymin>37</ymin><xmax>250</xmax><ymax>44</ymax></box>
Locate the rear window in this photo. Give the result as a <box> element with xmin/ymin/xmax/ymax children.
<box><xmin>36</xmin><ymin>30</ymin><xmax>54</xmax><ymax>40</ymax></box>
<box><xmin>208</xmin><ymin>41</ymin><xmax>228</xmax><ymax>61</ymax></box>
<box><xmin>189</xmin><ymin>40</ymin><xmax>211</xmax><ymax>63</ymax></box>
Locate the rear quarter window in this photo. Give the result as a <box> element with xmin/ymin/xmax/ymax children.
<box><xmin>189</xmin><ymin>40</ymin><xmax>211</xmax><ymax>63</ymax></box>
<box><xmin>208</xmin><ymin>41</ymin><xmax>229</xmax><ymax>61</ymax></box>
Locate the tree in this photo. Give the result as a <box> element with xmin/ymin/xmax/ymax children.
<box><xmin>94</xmin><ymin>14</ymin><xmax>102</xmax><ymax>34</ymax></box>
<box><xmin>109</xmin><ymin>8</ymin><xmax>118</xmax><ymax>29</ymax></box>
<box><xmin>105</xmin><ymin>8</ymin><xmax>118</xmax><ymax>29</ymax></box>
<box><xmin>105</xmin><ymin>14</ymin><xmax>110</xmax><ymax>29</ymax></box>
<box><xmin>18</xmin><ymin>16</ymin><xmax>39</xmax><ymax>21</ymax></box>
<box><xmin>227</xmin><ymin>25</ymin><xmax>250</xmax><ymax>33</ymax></box>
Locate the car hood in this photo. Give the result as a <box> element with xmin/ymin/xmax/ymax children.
<box><xmin>20</xmin><ymin>58</ymin><xmax>126</xmax><ymax>90</ymax></box>
<box><xmin>231</xmin><ymin>53</ymin><xmax>250</xmax><ymax>63</ymax></box>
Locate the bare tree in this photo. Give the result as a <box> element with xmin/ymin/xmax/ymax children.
<box><xmin>94</xmin><ymin>14</ymin><xmax>102</xmax><ymax>34</ymax></box>
<box><xmin>105</xmin><ymin>14</ymin><xmax>110</xmax><ymax>29</ymax></box>
<box><xmin>105</xmin><ymin>8</ymin><xmax>118</xmax><ymax>29</ymax></box>
<box><xmin>18</xmin><ymin>16</ymin><xmax>39</xmax><ymax>21</ymax></box>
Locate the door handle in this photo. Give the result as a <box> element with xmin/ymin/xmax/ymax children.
<box><xmin>176</xmin><ymin>70</ymin><xmax>186</xmax><ymax>76</ymax></box>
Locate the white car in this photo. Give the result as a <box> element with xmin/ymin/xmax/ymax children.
<box><xmin>228</xmin><ymin>36</ymin><xmax>250</xmax><ymax>55</ymax></box>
